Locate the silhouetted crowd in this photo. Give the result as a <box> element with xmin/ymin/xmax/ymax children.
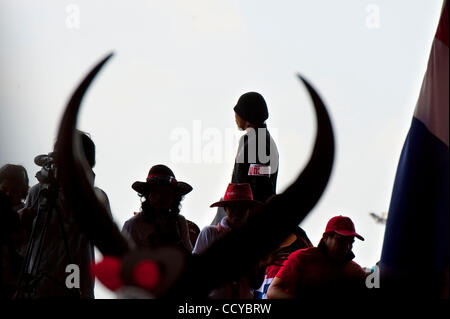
<box><xmin>1</xmin><ymin>92</ymin><xmax>371</xmax><ymax>299</ymax></box>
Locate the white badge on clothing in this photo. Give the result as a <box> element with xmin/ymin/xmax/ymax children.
<box><xmin>248</xmin><ymin>164</ymin><xmax>271</xmax><ymax>177</ymax></box>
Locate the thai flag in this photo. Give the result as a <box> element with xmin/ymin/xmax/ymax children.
<box><xmin>381</xmin><ymin>1</ymin><xmax>449</xmax><ymax>297</ymax></box>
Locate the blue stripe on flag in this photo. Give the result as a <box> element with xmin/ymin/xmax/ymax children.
<box><xmin>381</xmin><ymin>117</ymin><xmax>449</xmax><ymax>292</ymax></box>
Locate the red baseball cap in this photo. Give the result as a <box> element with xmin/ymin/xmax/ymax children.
<box><xmin>325</xmin><ymin>215</ymin><xmax>364</xmax><ymax>241</ymax></box>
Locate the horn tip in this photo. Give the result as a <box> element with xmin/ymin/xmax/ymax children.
<box><xmin>102</xmin><ymin>52</ymin><xmax>115</xmax><ymax>64</ymax></box>
<box><xmin>296</xmin><ymin>73</ymin><xmax>307</xmax><ymax>85</ymax></box>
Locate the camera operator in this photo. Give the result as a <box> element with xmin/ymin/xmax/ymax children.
<box><xmin>16</xmin><ymin>131</ymin><xmax>111</xmax><ymax>299</ymax></box>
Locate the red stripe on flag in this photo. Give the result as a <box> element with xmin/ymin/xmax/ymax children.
<box><xmin>436</xmin><ymin>1</ymin><xmax>449</xmax><ymax>47</ymax></box>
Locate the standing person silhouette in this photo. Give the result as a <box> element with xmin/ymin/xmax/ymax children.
<box><xmin>17</xmin><ymin>131</ymin><xmax>109</xmax><ymax>299</ymax></box>
<box><xmin>212</xmin><ymin>92</ymin><xmax>279</xmax><ymax>225</ymax></box>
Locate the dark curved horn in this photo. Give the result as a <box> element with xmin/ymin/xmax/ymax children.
<box><xmin>170</xmin><ymin>74</ymin><xmax>335</xmax><ymax>298</ymax></box>
<box><xmin>280</xmin><ymin>74</ymin><xmax>335</xmax><ymax>214</ymax></box>
<box><xmin>55</xmin><ymin>53</ymin><xmax>129</xmax><ymax>257</ymax></box>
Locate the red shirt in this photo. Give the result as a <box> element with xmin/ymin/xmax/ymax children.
<box><xmin>276</xmin><ymin>244</ymin><xmax>367</xmax><ymax>297</ymax></box>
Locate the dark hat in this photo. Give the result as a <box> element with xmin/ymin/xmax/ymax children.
<box><xmin>210</xmin><ymin>183</ymin><xmax>262</xmax><ymax>208</ymax></box>
<box><xmin>233</xmin><ymin>92</ymin><xmax>268</xmax><ymax>124</ymax></box>
<box><xmin>325</xmin><ymin>215</ymin><xmax>364</xmax><ymax>241</ymax></box>
<box><xmin>132</xmin><ymin>165</ymin><xmax>192</xmax><ymax>196</ymax></box>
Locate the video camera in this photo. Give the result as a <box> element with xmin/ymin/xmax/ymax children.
<box><xmin>34</xmin><ymin>152</ymin><xmax>57</xmax><ymax>185</ymax></box>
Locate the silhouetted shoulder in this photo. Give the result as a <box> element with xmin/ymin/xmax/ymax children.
<box><xmin>348</xmin><ymin>260</ymin><xmax>367</xmax><ymax>277</ymax></box>
<box><xmin>122</xmin><ymin>212</ymin><xmax>144</xmax><ymax>230</ymax></box>
<box><xmin>192</xmin><ymin>225</ymin><xmax>221</xmax><ymax>255</ymax></box>
<box><xmin>292</xmin><ymin>247</ymin><xmax>317</xmax><ymax>258</ymax></box>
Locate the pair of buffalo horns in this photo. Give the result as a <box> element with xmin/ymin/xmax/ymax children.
<box><xmin>55</xmin><ymin>53</ymin><xmax>335</xmax><ymax>298</ymax></box>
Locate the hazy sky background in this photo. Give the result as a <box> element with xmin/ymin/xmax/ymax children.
<box><xmin>0</xmin><ymin>1</ymin><xmax>443</xmax><ymax>298</ymax></box>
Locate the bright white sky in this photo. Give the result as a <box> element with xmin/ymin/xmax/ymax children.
<box><xmin>0</xmin><ymin>1</ymin><xmax>443</xmax><ymax>298</ymax></box>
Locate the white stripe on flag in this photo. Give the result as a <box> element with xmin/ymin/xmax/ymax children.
<box><xmin>414</xmin><ymin>13</ymin><xmax>449</xmax><ymax>147</ymax></box>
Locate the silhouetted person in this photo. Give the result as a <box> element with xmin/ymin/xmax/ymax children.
<box><xmin>267</xmin><ymin>216</ymin><xmax>367</xmax><ymax>299</ymax></box>
<box><xmin>122</xmin><ymin>165</ymin><xmax>195</xmax><ymax>252</ymax></box>
<box><xmin>0</xmin><ymin>164</ymin><xmax>30</xmax><ymax>299</ymax></box>
<box><xmin>194</xmin><ymin>183</ymin><xmax>262</xmax><ymax>298</ymax></box>
<box><xmin>212</xmin><ymin>92</ymin><xmax>279</xmax><ymax>225</ymax></box>
<box><xmin>254</xmin><ymin>226</ymin><xmax>313</xmax><ymax>299</ymax></box>
<box><xmin>17</xmin><ymin>131</ymin><xmax>110</xmax><ymax>299</ymax></box>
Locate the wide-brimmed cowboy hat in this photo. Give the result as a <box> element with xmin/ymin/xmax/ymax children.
<box><xmin>210</xmin><ymin>183</ymin><xmax>262</xmax><ymax>208</ymax></box>
<box><xmin>132</xmin><ymin>164</ymin><xmax>192</xmax><ymax>196</ymax></box>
